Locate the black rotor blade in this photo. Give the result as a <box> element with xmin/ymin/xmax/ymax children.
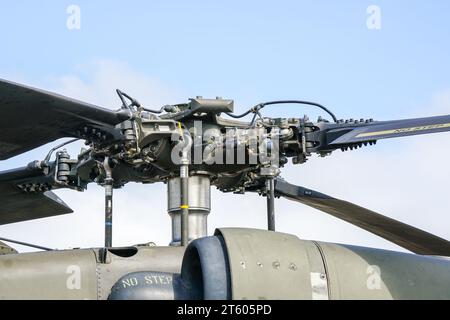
<box><xmin>329</xmin><ymin>115</ymin><xmax>450</xmax><ymax>145</ymax></box>
<box><xmin>0</xmin><ymin>165</ymin><xmax>72</xmax><ymax>225</ymax></box>
<box><xmin>0</xmin><ymin>78</ymin><xmax>130</xmax><ymax>160</ymax></box>
<box><xmin>274</xmin><ymin>179</ymin><xmax>450</xmax><ymax>256</ymax></box>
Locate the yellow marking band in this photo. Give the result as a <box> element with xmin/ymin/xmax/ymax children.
<box><xmin>180</xmin><ymin>205</ymin><xmax>189</xmax><ymax>209</ymax></box>
<box><xmin>177</xmin><ymin>122</ymin><xmax>184</xmax><ymax>137</ymax></box>
<box><xmin>355</xmin><ymin>123</ymin><xmax>450</xmax><ymax>138</ymax></box>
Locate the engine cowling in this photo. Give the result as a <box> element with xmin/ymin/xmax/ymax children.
<box><xmin>109</xmin><ymin>228</ymin><xmax>450</xmax><ymax>300</ymax></box>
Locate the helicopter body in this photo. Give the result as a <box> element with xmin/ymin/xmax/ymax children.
<box><xmin>1</xmin><ymin>228</ymin><xmax>450</xmax><ymax>299</ymax></box>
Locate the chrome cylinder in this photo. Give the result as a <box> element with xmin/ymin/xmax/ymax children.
<box><xmin>168</xmin><ymin>175</ymin><xmax>211</xmax><ymax>246</ymax></box>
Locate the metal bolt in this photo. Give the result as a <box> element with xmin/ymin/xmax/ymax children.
<box><xmin>257</xmin><ymin>262</ymin><xmax>263</xmax><ymax>268</ymax></box>
<box><xmin>272</xmin><ymin>261</ymin><xmax>281</xmax><ymax>269</ymax></box>
<box><xmin>289</xmin><ymin>263</ymin><xmax>297</xmax><ymax>271</ymax></box>
<box><xmin>240</xmin><ymin>261</ymin><xmax>246</xmax><ymax>269</ymax></box>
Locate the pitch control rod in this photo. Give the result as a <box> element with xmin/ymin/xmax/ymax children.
<box><xmin>266</xmin><ymin>178</ymin><xmax>276</xmax><ymax>231</ymax></box>
<box><xmin>180</xmin><ymin>165</ymin><xmax>189</xmax><ymax>246</ymax></box>
<box><xmin>179</xmin><ymin>124</ymin><xmax>193</xmax><ymax>246</ymax></box>
<box><xmin>103</xmin><ymin>157</ymin><xmax>114</xmax><ymax>247</ymax></box>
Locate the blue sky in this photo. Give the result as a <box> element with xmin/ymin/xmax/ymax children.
<box><xmin>1</xmin><ymin>1</ymin><xmax>450</xmax><ymax>252</ymax></box>
<box><xmin>2</xmin><ymin>1</ymin><xmax>450</xmax><ymax>117</ymax></box>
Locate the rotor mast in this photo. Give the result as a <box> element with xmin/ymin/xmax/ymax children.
<box><xmin>167</xmin><ymin>175</ymin><xmax>211</xmax><ymax>246</ymax></box>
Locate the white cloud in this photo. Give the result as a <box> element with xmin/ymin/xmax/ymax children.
<box><xmin>1</xmin><ymin>61</ymin><xmax>450</xmax><ymax>255</ymax></box>
<box><xmin>47</xmin><ymin>59</ymin><xmax>187</xmax><ymax>108</ymax></box>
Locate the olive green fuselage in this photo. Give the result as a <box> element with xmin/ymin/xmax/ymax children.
<box><xmin>1</xmin><ymin>228</ymin><xmax>449</xmax><ymax>300</ymax></box>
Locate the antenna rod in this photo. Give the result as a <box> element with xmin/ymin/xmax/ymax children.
<box><xmin>267</xmin><ymin>178</ymin><xmax>276</xmax><ymax>231</ymax></box>
<box><xmin>0</xmin><ymin>237</ymin><xmax>53</xmax><ymax>251</ymax></box>
<box><xmin>103</xmin><ymin>157</ymin><xmax>113</xmax><ymax>248</ymax></box>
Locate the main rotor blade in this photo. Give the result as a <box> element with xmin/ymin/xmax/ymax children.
<box><xmin>0</xmin><ymin>185</ymin><xmax>72</xmax><ymax>225</ymax></box>
<box><xmin>0</xmin><ymin>78</ymin><xmax>130</xmax><ymax>160</ymax></box>
<box><xmin>0</xmin><ymin>165</ymin><xmax>72</xmax><ymax>224</ymax></box>
<box><xmin>329</xmin><ymin>115</ymin><xmax>450</xmax><ymax>145</ymax></box>
<box><xmin>274</xmin><ymin>179</ymin><xmax>450</xmax><ymax>256</ymax></box>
